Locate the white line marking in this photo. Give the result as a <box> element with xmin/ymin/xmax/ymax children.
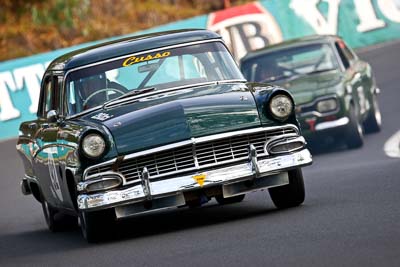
<box><xmin>384</xmin><ymin>130</ymin><xmax>400</xmax><ymax>158</ymax></box>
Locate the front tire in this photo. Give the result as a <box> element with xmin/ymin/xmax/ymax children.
<box><xmin>79</xmin><ymin>208</ymin><xmax>116</xmax><ymax>243</ymax></box>
<box><xmin>346</xmin><ymin>106</ymin><xmax>364</xmax><ymax>149</ymax></box>
<box><xmin>42</xmin><ymin>200</ymin><xmax>59</xmax><ymax>232</ymax></box>
<box><xmin>268</xmin><ymin>169</ymin><xmax>305</xmax><ymax>209</ymax></box>
<box><xmin>364</xmin><ymin>94</ymin><xmax>382</xmax><ymax>133</ymax></box>
<box><xmin>42</xmin><ymin>200</ymin><xmax>77</xmax><ymax>232</ymax></box>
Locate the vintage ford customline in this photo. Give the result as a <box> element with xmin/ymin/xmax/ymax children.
<box><xmin>17</xmin><ymin>30</ymin><xmax>312</xmax><ymax>242</ymax></box>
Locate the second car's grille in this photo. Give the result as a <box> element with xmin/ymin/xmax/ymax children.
<box><xmin>86</xmin><ymin>126</ymin><xmax>298</xmax><ymax>184</ymax></box>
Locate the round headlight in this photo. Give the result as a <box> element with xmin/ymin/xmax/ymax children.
<box><xmin>82</xmin><ymin>133</ymin><xmax>106</xmax><ymax>158</ymax></box>
<box><xmin>316</xmin><ymin>99</ymin><xmax>337</xmax><ymax>113</ymax></box>
<box><xmin>269</xmin><ymin>94</ymin><xmax>293</xmax><ymax>120</ymax></box>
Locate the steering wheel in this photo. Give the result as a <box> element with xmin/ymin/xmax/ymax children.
<box><xmin>83</xmin><ymin>88</ymin><xmax>126</xmax><ymax>107</ymax></box>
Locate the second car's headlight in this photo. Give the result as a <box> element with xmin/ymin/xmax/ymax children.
<box><xmin>82</xmin><ymin>133</ymin><xmax>106</xmax><ymax>158</ymax></box>
<box><xmin>316</xmin><ymin>99</ymin><xmax>337</xmax><ymax>113</ymax></box>
<box><xmin>269</xmin><ymin>94</ymin><xmax>293</xmax><ymax>120</ymax></box>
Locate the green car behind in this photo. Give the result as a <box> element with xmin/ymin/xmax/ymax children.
<box><xmin>240</xmin><ymin>35</ymin><xmax>382</xmax><ymax>149</ymax></box>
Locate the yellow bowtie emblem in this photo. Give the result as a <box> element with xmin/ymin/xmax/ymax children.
<box><xmin>193</xmin><ymin>173</ymin><xmax>207</xmax><ymax>187</ymax></box>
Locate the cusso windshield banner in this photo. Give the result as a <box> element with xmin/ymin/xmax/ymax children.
<box><xmin>0</xmin><ymin>0</ymin><xmax>399</xmax><ymax>140</ymax></box>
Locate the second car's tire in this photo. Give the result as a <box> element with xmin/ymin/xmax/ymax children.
<box><xmin>364</xmin><ymin>94</ymin><xmax>382</xmax><ymax>133</ymax></box>
<box><xmin>215</xmin><ymin>194</ymin><xmax>245</xmax><ymax>205</ymax></box>
<box><xmin>268</xmin><ymin>169</ymin><xmax>305</xmax><ymax>209</ymax></box>
<box><xmin>346</xmin><ymin>106</ymin><xmax>364</xmax><ymax>149</ymax></box>
<box><xmin>79</xmin><ymin>208</ymin><xmax>116</xmax><ymax>243</ymax></box>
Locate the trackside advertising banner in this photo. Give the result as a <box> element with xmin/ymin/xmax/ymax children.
<box><xmin>1</xmin><ymin>0</ymin><xmax>399</xmax><ymax>140</ymax></box>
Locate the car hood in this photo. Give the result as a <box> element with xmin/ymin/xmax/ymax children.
<box><xmin>273</xmin><ymin>70</ymin><xmax>343</xmax><ymax>105</ymax></box>
<box><xmin>80</xmin><ymin>83</ymin><xmax>261</xmax><ymax>155</ymax></box>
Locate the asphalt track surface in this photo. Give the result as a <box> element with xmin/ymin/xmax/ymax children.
<box><xmin>1</xmin><ymin>41</ymin><xmax>400</xmax><ymax>267</ymax></box>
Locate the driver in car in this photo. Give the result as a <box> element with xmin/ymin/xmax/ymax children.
<box><xmin>78</xmin><ymin>73</ymin><xmax>127</xmax><ymax>110</ymax></box>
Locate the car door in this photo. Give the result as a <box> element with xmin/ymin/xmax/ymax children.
<box><xmin>33</xmin><ymin>74</ymin><xmax>65</xmax><ymax>207</ymax></box>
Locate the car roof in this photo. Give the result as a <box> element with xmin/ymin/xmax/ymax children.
<box><xmin>47</xmin><ymin>29</ymin><xmax>221</xmax><ymax>71</ymax></box>
<box><xmin>241</xmin><ymin>35</ymin><xmax>341</xmax><ymax>63</ymax></box>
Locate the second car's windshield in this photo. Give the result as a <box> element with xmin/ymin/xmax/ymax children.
<box><xmin>66</xmin><ymin>41</ymin><xmax>244</xmax><ymax>115</ymax></box>
<box><xmin>241</xmin><ymin>43</ymin><xmax>339</xmax><ymax>83</ymax></box>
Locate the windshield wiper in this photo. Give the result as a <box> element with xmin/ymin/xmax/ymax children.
<box><xmin>102</xmin><ymin>87</ymin><xmax>157</xmax><ymax>108</ymax></box>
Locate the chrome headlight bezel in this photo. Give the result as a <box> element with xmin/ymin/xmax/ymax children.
<box><xmin>316</xmin><ymin>98</ymin><xmax>337</xmax><ymax>113</ymax></box>
<box><xmin>81</xmin><ymin>133</ymin><xmax>106</xmax><ymax>159</ymax></box>
<box><xmin>268</xmin><ymin>94</ymin><xmax>294</xmax><ymax>121</ymax></box>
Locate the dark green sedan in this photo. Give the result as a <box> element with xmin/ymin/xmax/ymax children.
<box><xmin>240</xmin><ymin>35</ymin><xmax>382</xmax><ymax>149</ymax></box>
<box><xmin>17</xmin><ymin>29</ymin><xmax>312</xmax><ymax>242</ymax></box>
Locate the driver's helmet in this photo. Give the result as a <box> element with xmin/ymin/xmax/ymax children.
<box><xmin>78</xmin><ymin>73</ymin><xmax>107</xmax><ymax>108</ymax></box>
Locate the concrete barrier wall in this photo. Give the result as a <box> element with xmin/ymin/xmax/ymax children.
<box><xmin>1</xmin><ymin>0</ymin><xmax>399</xmax><ymax>140</ymax></box>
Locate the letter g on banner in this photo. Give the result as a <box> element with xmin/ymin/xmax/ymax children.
<box><xmin>207</xmin><ymin>3</ymin><xmax>283</xmax><ymax>61</ymax></box>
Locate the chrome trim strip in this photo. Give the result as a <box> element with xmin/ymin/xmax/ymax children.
<box><xmin>77</xmin><ymin>148</ymin><xmax>312</xmax><ymax>210</ymax></box>
<box><xmin>23</xmin><ymin>174</ymin><xmax>39</xmax><ymax>184</ymax></box>
<box><xmin>315</xmin><ymin>117</ymin><xmax>350</xmax><ymax>131</ymax></box>
<box><xmin>123</xmin><ymin>139</ymin><xmax>194</xmax><ymax>161</ymax></box>
<box><xmin>83</xmin><ymin>158</ymin><xmax>117</xmax><ymax>180</ymax></box>
<box><xmin>83</xmin><ymin>124</ymin><xmax>300</xmax><ymax>180</ymax></box>
<box><xmin>77</xmin><ymin>174</ymin><xmax>123</xmax><ymax>193</ymax></box>
<box><xmin>265</xmin><ymin>135</ymin><xmax>306</xmax><ymax>155</ymax></box>
<box><xmin>194</xmin><ymin>124</ymin><xmax>299</xmax><ymax>144</ymax></box>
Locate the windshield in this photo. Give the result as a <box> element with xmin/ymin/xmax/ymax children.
<box><xmin>241</xmin><ymin>43</ymin><xmax>339</xmax><ymax>83</ymax></box>
<box><xmin>65</xmin><ymin>41</ymin><xmax>244</xmax><ymax>115</ymax></box>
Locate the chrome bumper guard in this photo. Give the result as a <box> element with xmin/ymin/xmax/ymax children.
<box><xmin>77</xmin><ymin>148</ymin><xmax>312</xmax><ymax>211</ymax></box>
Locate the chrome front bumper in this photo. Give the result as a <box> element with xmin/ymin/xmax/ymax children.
<box><xmin>77</xmin><ymin>149</ymin><xmax>312</xmax><ymax>211</ymax></box>
<box><xmin>315</xmin><ymin>117</ymin><xmax>350</xmax><ymax>131</ymax></box>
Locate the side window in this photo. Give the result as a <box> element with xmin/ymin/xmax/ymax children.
<box><xmin>335</xmin><ymin>42</ymin><xmax>350</xmax><ymax>69</ymax></box>
<box><xmin>44</xmin><ymin>79</ymin><xmax>53</xmax><ymax>114</ymax></box>
<box><xmin>341</xmin><ymin>42</ymin><xmax>356</xmax><ymax>61</ymax></box>
<box><xmin>39</xmin><ymin>75</ymin><xmax>59</xmax><ymax>118</ymax></box>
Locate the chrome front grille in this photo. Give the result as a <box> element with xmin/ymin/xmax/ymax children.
<box><xmin>118</xmin><ymin>145</ymin><xmax>196</xmax><ymax>181</ymax></box>
<box><xmin>86</xmin><ymin>126</ymin><xmax>298</xmax><ymax>184</ymax></box>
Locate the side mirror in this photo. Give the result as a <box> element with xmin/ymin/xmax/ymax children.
<box><xmin>46</xmin><ymin>110</ymin><xmax>59</xmax><ymax>123</ymax></box>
